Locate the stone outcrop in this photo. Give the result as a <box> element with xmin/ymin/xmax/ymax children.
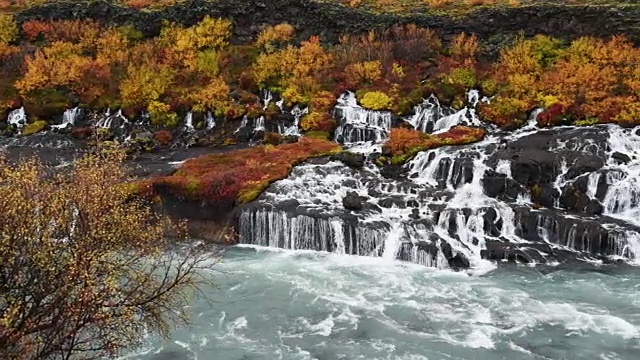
<box><xmin>16</xmin><ymin>0</ymin><xmax>640</xmax><ymax>56</ymax></box>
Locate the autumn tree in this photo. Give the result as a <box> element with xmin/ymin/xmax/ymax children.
<box><xmin>255</xmin><ymin>23</ymin><xmax>295</xmax><ymax>52</ymax></box>
<box><xmin>0</xmin><ymin>14</ymin><xmax>18</xmax><ymax>45</ymax></box>
<box><xmin>0</xmin><ymin>150</ymin><xmax>219</xmax><ymax>360</ymax></box>
<box><xmin>253</xmin><ymin>36</ymin><xmax>333</xmax><ymax>104</ymax></box>
<box><xmin>0</xmin><ymin>14</ymin><xmax>18</xmax><ymax>59</ymax></box>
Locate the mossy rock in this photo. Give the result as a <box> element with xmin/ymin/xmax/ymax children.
<box><xmin>21</xmin><ymin>120</ymin><xmax>48</xmax><ymax>136</ymax></box>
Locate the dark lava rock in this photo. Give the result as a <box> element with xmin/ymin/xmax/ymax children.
<box><xmin>566</xmin><ymin>155</ymin><xmax>604</xmax><ymax>179</ymax></box>
<box><xmin>612</xmin><ymin>151</ymin><xmax>631</xmax><ymax>165</ymax></box>
<box><xmin>532</xmin><ymin>184</ymin><xmax>559</xmax><ymax>208</ymax></box>
<box><xmin>481</xmin><ymin>240</ymin><xmax>507</xmax><ymax>260</ymax></box>
<box><xmin>440</xmin><ymin>241</ymin><xmax>453</xmax><ymax>260</ymax></box>
<box><xmin>331</xmin><ymin>152</ymin><xmax>365</xmax><ymax>169</ymax></box>
<box><xmin>342</xmin><ymin>191</ymin><xmax>368</xmax><ymax>211</ymax></box>
<box><xmin>510</xmin><ymin>150</ymin><xmax>557</xmax><ymax>185</ymax></box>
<box><xmin>560</xmin><ymin>186</ymin><xmax>590</xmax><ymax>212</ymax></box>
<box><xmin>379</xmin><ymin>197</ymin><xmax>406</xmax><ymax>209</ymax></box>
<box><xmin>482</xmin><ymin>170</ymin><xmax>506</xmax><ymax>198</ymax></box>
<box><xmin>584</xmin><ymin>199</ymin><xmax>604</xmax><ymax>216</ymax></box>
<box><xmin>379</xmin><ymin>164</ymin><xmax>406</xmax><ymax>179</ymax></box>
<box><xmin>448</xmin><ymin>252</ymin><xmax>470</xmax><ymax>269</ymax></box>
<box><xmin>406</xmin><ymin>199</ymin><xmax>419</xmax><ymax>208</ymax></box>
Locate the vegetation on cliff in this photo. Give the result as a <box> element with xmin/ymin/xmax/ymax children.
<box><xmin>1</xmin><ymin>7</ymin><xmax>638</xmax><ymax>135</ymax></box>
<box><xmin>0</xmin><ymin>151</ymin><xmax>218</xmax><ymax>359</ymax></box>
<box><xmin>383</xmin><ymin>126</ymin><xmax>487</xmax><ymax>164</ymax></box>
<box><xmin>141</xmin><ymin>137</ymin><xmax>342</xmax><ymax>205</ymax></box>
<box><xmin>0</xmin><ymin>2</ymin><xmax>639</xmax><ymax>205</ymax></box>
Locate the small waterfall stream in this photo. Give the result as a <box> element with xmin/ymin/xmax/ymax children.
<box><xmin>184</xmin><ymin>112</ymin><xmax>194</xmax><ymax>132</ymax></box>
<box><xmin>52</xmin><ymin>107</ymin><xmax>81</xmax><ymax>129</ymax></box>
<box><xmin>333</xmin><ymin>92</ymin><xmax>393</xmax><ymax>145</ymax></box>
<box><xmin>7</xmin><ymin>107</ymin><xmax>27</xmax><ymax>129</ymax></box>
<box><xmin>96</xmin><ymin>109</ymin><xmax>128</xmax><ymax>129</ymax></box>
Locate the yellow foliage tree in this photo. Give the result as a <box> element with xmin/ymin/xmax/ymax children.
<box><xmin>0</xmin><ymin>151</ymin><xmax>217</xmax><ymax>360</ymax></box>
<box><xmin>344</xmin><ymin>60</ymin><xmax>383</xmax><ymax>86</ymax></box>
<box><xmin>15</xmin><ymin>41</ymin><xmax>92</xmax><ymax>95</ymax></box>
<box><xmin>160</xmin><ymin>16</ymin><xmax>231</xmax><ymax>72</ymax></box>
<box><xmin>255</xmin><ymin>23</ymin><xmax>295</xmax><ymax>52</ymax></box>
<box><xmin>359</xmin><ymin>91</ymin><xmax>392</xmax><ymax>110</ymax></box>
<box><xmin>253</xmin><ymin>36</ymin><xmax>332</xmax><ymax>104</ymax></box>
<box><xmin>188</xmin><ymin>76</ymin><xmax>232</xmax><ymax>115</ymax></box>
<box><xmin>119</xmin><ymin>63</ymin><xmax>175</xmax><ymax>107</ymax></box>
<box><xmin>0</xmin><ymin>14</ymin><xmax>18</xmax><ymax>45</ymax></box>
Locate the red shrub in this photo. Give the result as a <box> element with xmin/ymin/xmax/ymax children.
<box><xmin>153</xmin><ymin>130</ymin><xmax>173</xmax><ymax>145</ymax></box>
<box><xmin>146</xmin><ymin>137</ymin><xmax>342</xmax><ymax>204</ymax></box>
<box><xmin>384</xmin><ymin>126</ymin><xmax>486</xmax><ymax>163</ymax></box>
<box><xmin>22</xmin><ymin>20</ymin><xmax>54</xmax><ymax>42</ymax></box>
<box><xmin>537</xmin><ymin>103</ymin><xmax>566</xmax><ymax>127</ymax></box>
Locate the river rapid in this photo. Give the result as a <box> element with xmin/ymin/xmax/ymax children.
<box><xmin>124</xmin><ymin>246</ymin><xmax>640</xmax><ymax>360</ymax></box>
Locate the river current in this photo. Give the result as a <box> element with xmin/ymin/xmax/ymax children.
<box><xmin>124</xmin><ymin>246</ymin><xmax>640</xmax><ymax>360</ymax></box>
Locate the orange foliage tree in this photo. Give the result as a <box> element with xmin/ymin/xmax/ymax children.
<box><xmin>0</xmin><ymin>151</ymin><xmax>218</xmax><ymax>360</ymax></box>
<box><xmin>384</xmin><ymin>126</ymin><xmax>486</xmax><ymax>164</ymax></box>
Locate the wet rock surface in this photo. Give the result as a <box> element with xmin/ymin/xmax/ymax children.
<box><xmin>5</xmin><ymin>92</ymin><xmax>640</xmax><ymax>270</ymax></box>
<box><xmin>237</xmin><ymin>101</ymin><xmax>640</xmax><ymax>269</ymax></box>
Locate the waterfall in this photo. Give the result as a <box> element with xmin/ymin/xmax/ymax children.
<box><xmin>406</xmin><ymin>90</ymin><xmax>484</xmax><ymax>134</ymax></box>
<box><xmin>205</xmin><ymin>112</ymin><xmax>216</xmax><ymax>130</ymax></box>
<box><xmin>602</xmin><ymin>126</ymin><xmax>640</xmax><ymax>227</ymax></box>
<box><xmin>97</xmin><ymin>109</ymin><xmax>127</xmax><ymax>129</ymax></box>
<box><xmin>262</xmin><ymin>89</ymin><xmax>273</xmax><ymax>110</ymax></box>
<box><xmin>184</xmin><ymin>112</ymin><xmax>194</xmax><ymax>131</ymax></box>
<box><xmin>254</xmin><ymin>116</ymin><xmax>265</xmax><ymax>132</ymax></box>
<box><xmin>52</xmin><ymin>107</ymin><xmax>81</xmax><ymax>129</ymax></box>
<box><xmin>333</xmin><ymin>92</ymin><xmax>392</xmax><ymax>145</ymax></box>
<box><xmin>281</xmin><ymin>105</ymin><xmax>307</xmax><ymax>137</ymax></box>
<box><xmin>237</xmin><ymin>92</ymin><xmax>640</xmax><ymax>268</ymax></box>
<box><xmin>239</xmin><ymin>208</ymin><xmax>386</xmax><ymax>255</ymax></box>
<box><xmin>234</xmin><ymin>115</ymin><xmax>249</xmax><ymax>133</ymax></box>
<box><xmin>7</xmin><ymin>107</ymin><xmax>27</xmax><ymax>128</ymax></box>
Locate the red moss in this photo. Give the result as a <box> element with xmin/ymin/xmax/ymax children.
<box><xmin>71</xmin><ymin>126</ymin><xmax>95</xmax><ymax>140</ymax></box>
<box><xmin>263</xmin><ymin>132</ymin><xmax>283</xmax><ymax>145</ymax></box>
<box><xmin>145</xmin><ymin>137</ymin><xmax>342</xmax><ymax>204</ymax></box>
<box><xmin>153</xmin><ymin>130</ymin><xmax>173</xmax><ymax>145</ymax></box>
<box><xmin>22</xmin><ymin>20</ymin><xmax>54</xmax><ymax>42</ymax></box>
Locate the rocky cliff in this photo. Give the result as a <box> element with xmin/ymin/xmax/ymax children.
<box><xmin>16</xmin><ymin>0</ymin><xmax>640</xmax><ymax>54</ymax></box>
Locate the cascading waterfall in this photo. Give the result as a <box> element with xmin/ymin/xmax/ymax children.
<box><xmin>238</xmin><ymin>91</ymin><xmax>640</xmax><ymax>268</ymax></box>
<box><xmin>407</xmin><ymin>90</ymin><xmax>484</xmax><ymax>133</ymax></box>
<box><xmin>184</xmin><ymin>112</ymin><xmax>194</xmax><ymax>131</ymax></box>
<box><xmin>52</xmin><ymin>107</ymin><xmax>81</xmax><ymax>129</ymax></box>
<box><xmin>205</xmin><ymin>112</ymin><xmax>216</xmax><ymax>130</ymax></box>
<box><xmin>97</xmin><ymin>109</ymin><xmax>127</xmax><ymax>128</ymax></box>
<box><xmin>262</xmin><ymin>89</ymin><xmax>273</xmax><ymax>110</ymax></box>
<box><xmin>602</xmin><ymin>126</ymin><xmax>640</xmax><ymax>227</ymax></box>
<box><xmin>234</xmin><ymin>115</ymin><xmax>249</xmax><ymax>133</ymax></box>
<box><xmin>7</xmin><ymin>107</ymin><xmax>27</xmax><ymax>128</ymax></box>
<box><xmin>333</xmin><ymin>92</ymin><xmax>393</xmax><ymax>145</ymax></box>
<box><xmin>254</xmin><ymin>116</ymin><xmax>265</xmax><ymax>132</ymax></box>
<box><xmin>282</xmin><ymin>105</ymin><xmax>307</xmax><ymax>137</ymax></box>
